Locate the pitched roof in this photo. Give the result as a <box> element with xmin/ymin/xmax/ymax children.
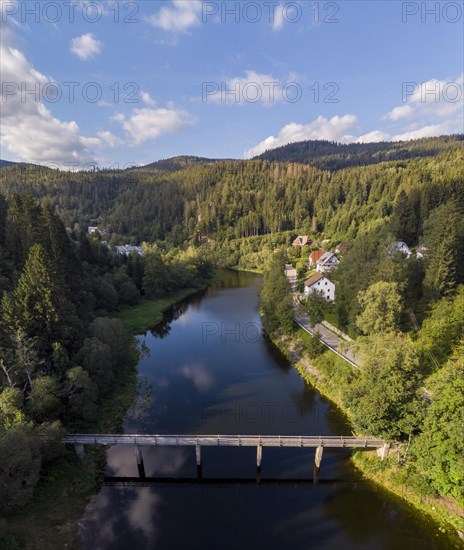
<box><xmin>309</xmin><ymin>249</ymin><xmax>325</xmax><ymax>262</ymax></box>
<box><xmin>293</xmin><ymin>235</ymin><xmax>310</xmax><ymax>246</ymax></box>
<box><xmin>304</xmin><ymin>272</ymin><xmax>325</xmax><ymax>288</ymax></box>
<box><xmin>317</xmin><ymin>251</ymin><xmax>339</xmax><ymax>265</ymax></box>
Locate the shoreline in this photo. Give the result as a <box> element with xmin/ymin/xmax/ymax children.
<box><xmin>114</xmin><ymin>272</ymin><xmax>220</xmax><ymax>335</ymax></box>
<box><xmin>1</xmin><ymin>278</ymin><xmax>219</xmax><ymax>550</ymax></box>
<box><xmin>265</xmin><ymin>326</ymin><xmax>464</xmax><ymax>547</ymax></box>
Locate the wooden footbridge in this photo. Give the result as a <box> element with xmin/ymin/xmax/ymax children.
<box><xmin>64</xmin><ymin>434</ymin><xmax>389</xmax><ymax>479</ymax></box>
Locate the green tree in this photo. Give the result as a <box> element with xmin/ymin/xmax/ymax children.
<box><xmin>356</xmin><ymin>281</ymin><xmax>403</xmax><ymax>335</ymax></box>
<box><xmin>411</xmin><ymin>346</ymin><xmax>464</xmax><ymax>505</ymax></box>
<box><xmin>345</xmin><ymin>333</ymin><xmax>422</xmax><ymax>438</ymax></box>
<box><xmin>1</xmin><ymin>244</ymin><xmax>79</xmax><ymax>355</ymax></box>
<box><xmin>392</xmin><ymin>190</ymin><xmax>418</xmax><ymax>244</ymax></box>
<box><xmin>301</xmin><ymin>290</ymin><xmax>326</xmax><ymax>326</ymax></box>
<box><xmin>63</xmin><ymin>367</ymin><xmax>98</xmax><ymax>424</ymax></box>
<box><xmin>77</xmin><ymin>337</ymin><xmax>114</xmax><ymax>391</ymax></box>
<box><xmin>27</xmin><ymin>376</ymin><xmax>62</xmax><ymax>422</ymax></box>
<box><xmin>423</xmin><ymin>202</ymin><xmax>463</xmax><ymax>300</ymax></box>
<box><xmin>0</xmin><ymin>425</ymin><xmax>42</xmax><ymax>512</ymax></box>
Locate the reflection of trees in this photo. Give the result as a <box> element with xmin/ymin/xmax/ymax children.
<box><xmin>150</xmin><ymin>292</ymin><xmax>206</xmax><ymax>339</ymax></box>
<box><xmin>322</xmin><ymin>482</ymin><xmax>450</xmax><ymax>550</ymax></box>
<box><xmin>263</xmin><ymin>334</ymin><xmax>292</xmax><ymax>373</ymax></box>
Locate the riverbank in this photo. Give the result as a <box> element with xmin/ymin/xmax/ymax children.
<box><xmin>1</xmin><ymin>280</ymin><xmax>218</xmax><ymax>550</ymax></box>
<box><xmin>115</xmin><ymin>274</ymin><xmax>219</xmax><ymax>334</ymax></box>
<box><xmin>266</xmin><ymin>326</ymin><xmax>464</xmax><ymax>547</ymax></box>
<box><xmin>2</xmin><ymin>343</ymin><xmax>139</xmax><ymax>550</ymax></box>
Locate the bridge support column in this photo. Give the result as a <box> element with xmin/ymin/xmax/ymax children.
<box><xmin>195</xmin><ymin>444</ymin><xmax>202</xmax><ymax>478</ymax></box>
<box><xmin>75</xmin><ymin>443</ymin><xmax>85</xmax><ymax>460</ymax></box>
<box><xmin>256</xmin><ymin>445</ymin><xmax>262</xmax><ymax>469</ymax></box>
<box><xmin>313</xmin><ymin>445</ymin><xmax>323</xmax><ymax>482</ymax></box>
<box><xmin>378</xmin><ymin>443</ymin><xmax>390</xmax><ymax>461</ymax></box>
<box><xmin>314</xmin><ymin>446</ymin><xmax>324</xmax><ymax>469</ymax></box>
<box><xmin>134</xmin><ymin>445</ymin><xmax>145</xmax><ymax>478</ymax></box>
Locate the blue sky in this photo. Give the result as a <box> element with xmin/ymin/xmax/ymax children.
<box><xmin>1</xmin><ymin>0</ymin><xmax>463</xmax><ymax>167</ymax></box>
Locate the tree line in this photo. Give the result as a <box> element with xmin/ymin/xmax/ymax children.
<box><xmin>0</xmin><ymin>193</ymin><xmax>212</xmax><ymax>513</ymax></box>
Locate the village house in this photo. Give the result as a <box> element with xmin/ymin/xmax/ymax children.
<box><xmin>316</xmin><ymin>251</ymin><xmax>340</xmax><ymax>273</ymax></box>
<box><xmin>115</xmin><ymin>245</ymin><xmax>144</xmax><ymax>256</ymax></box>
<box><xmin>416</xmin><ymin>245</ymin><xmax>428</xmax><ymax>259</ymax></box>
<box><xmin>389</xmin><ymin>241</ymin><xmax>413</xmax><ymax>258</ymax></box>
<box><xmin>309</xmin><ymin>249</ymin><xmax>325</xmax><ymax>267</ymax></box>
<box><xmin>88</xmin><ymin>226</ymin><xmax>100</xmax><ymax>236</ymax></box>
<box><xmin>292</xmin><ymin>235</ymin><xmax>311</xmax><ymax>247</ymax></box>
<box><xmin>304</xmin><ymin>272</ymin><xmax>336</xmax><ymax>302</ymax></box>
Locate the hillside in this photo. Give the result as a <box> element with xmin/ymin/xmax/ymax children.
<box><xmin>0</xmin><ymin>136</ymin><xmax>462</xmax><ymax>246</ymax></box>
<box><xmin>254</xmin><ymin>135</ymin><xmax>464</xmax><ymax>170</ymax></box>
<box><xmin>139</xmin><ymin>155</ymin><xmax>226</xmax><ymax>173</ymax></box>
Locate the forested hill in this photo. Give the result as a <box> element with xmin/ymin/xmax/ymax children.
<box><xmin>254</xmin><ymin>135</ymin><xmax>464</xmax><ymax>170</ymax></box>
<box><xmin>140</xmin><ymin>155</ymin><xmax>226</xmax><ymax>173</ymax></box>
<box><xmin>0</xmin><ymin>136</ymin><xmax>462</xmax><ymax>245</ymax></box>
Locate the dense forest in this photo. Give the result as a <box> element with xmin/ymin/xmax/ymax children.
<box><xmin>255</xmin><ymin>135</ymin><xmax>464</xmax><ymax>170</ymax></box>
<box><xmin>0</xmin><ymin>135</ymin><xmax>463</xmax><ymax>531</ymax></box>
<box><xmin>260</xmin><ymin>191</ymin><xmax>464</xmax><ymax>517</ymax></box>
<box><xmin>0</xmin><ymin>136</ymin><xmax>462</xmax><ymax>248</ymax></box>
<box><xmin>0</xmin><ymin>194</ymin><xmax>212</xmax><ymax>515</ymax></box>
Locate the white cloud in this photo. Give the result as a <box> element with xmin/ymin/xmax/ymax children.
<box><xmin>385</xmin><ymin>75</ymin><xmax>463</xmax><ymax>121</ymax></box>
<box><xmin>0</xmin><ymin>36</ymin><xmax>121</xmax><ymax>165</ymax></box>
<box><xmin>206</xmin><ymin>70</ymin><xmax>299</xmax><ymax>107</ymax></box>
<box><xmin>385</xmin><ymin>105</ymin><xmax>414</xmax><ymax>121</ymax></box>
<box><xmin>391</xmin><ymin>121</ymin><xmax>461</xmax><ymax>142</ymax></box>
<box><xmin>96</xmin><ymin>130</ymin><xmax>123</xmax><ymax>148</ymax></box>
<box><xmin>141</xmin><ymin>91</ymin><xmax>156</xmax><ymax>106</ymax></box>
<box><xmin>115</xmin><ymin>107</ymin><xmax>195</xmax><ymax>145</ymax></box>
<box><xmin>245</xmin><ymin>115</ymin><xmax>358</xmax><ymax>157</ymax></box>
<box><xmin>147</xmin><ymin>0</ymin><xmax>202</xmax><ymax>33</ymax></box>
<box><xmin>1</xmin><ymin>44</ymin><xmax>89</xmax><ymax>164</ymax></box>
<box><xmin>356</xmin><ymin>130</ymin><xmax>390</xmax><ymax>143</ymax></box>
<box><xmin>70</xmin><ymin>33</ymin><xmax>102</xmax><ymax>60</ymax></box>
<box><xmin>273</xmin><ymin>3</ymin><xmax>285</xmax><ymax>30</ymax></box>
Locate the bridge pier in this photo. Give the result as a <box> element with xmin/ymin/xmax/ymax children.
<box><xmin>314</xmin><ymin>445</ymin><xmax>324</xmax><ymax>470</ymax></box>
<box><xmin>74</xmin><ymin>443</ymin><xmax>85</xmax><ymax>460</ymax></box>
<box><xmin>313</xmin><ymin>445</ymin><xmax>323</xmax><ymax>482</ymax></box>
<box><xmin>195</xmin><ymin>444</ymin><xmax>201</xmax><ymax>467</ymax></box>
<box><xmin>256</xmin><ymin>445</ymin><xmax>262</xmax><ymax>469</ymax></box>
<box><xmin>134</xmin><ymin>445</ymin><xmax>146</xmax><ymax>478</ymax></box>
<box><xmin>377</xmin><ymin>443</ymin><xmax>390</xmax><ymax>461</ymax></box>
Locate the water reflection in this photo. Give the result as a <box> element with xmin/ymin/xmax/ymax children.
<box><xmin>80</xmin><ymin>271</ymin><xmax>455</xmax><ymax>550</ymax></box>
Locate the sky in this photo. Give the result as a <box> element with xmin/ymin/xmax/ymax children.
<box><xmin>1</xmin><ymin>0</ymin><xmax>463</xmax><ymax>168</ymax></box>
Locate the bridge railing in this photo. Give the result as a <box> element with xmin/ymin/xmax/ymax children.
<box><xmin>63</xmin><ymin>434</ymin><xmax>389</xmax><ymax>479</ymax></box>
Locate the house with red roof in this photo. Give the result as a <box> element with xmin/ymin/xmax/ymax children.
<box><xmin>309</xmin><ymin>249</ymin><xmax>325</xmax><ymax>267</ymax></box>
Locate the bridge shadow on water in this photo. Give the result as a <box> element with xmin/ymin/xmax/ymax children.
<box><xmin>103</xmin><ymin>475</ymin><xmax>368</xmax><ymax>487</ymax></box>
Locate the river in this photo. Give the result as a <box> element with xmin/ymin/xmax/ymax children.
<box><xmin>79</xmin><ymin>270</ymin><xmax>451</xmax><ymax>550</ymax></box>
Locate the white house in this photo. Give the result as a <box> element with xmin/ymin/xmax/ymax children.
<box><xmin>316</xmin><ymin>251</ymin><xmax>340</xmax><ymax>273</ymax></box>
<box><xmin>115</xmin><ymin>245</ymin><xmax>144</xmax><ymax>256</ymax></box>
<box><xmin>304</xmin><ymin>272</ymin><xmax>336</xmax><ymax>302</ymax></box>
<box><xmin>389</xmin><ymin>241</ymin><xmax>412</xmax><ymax>258</ymax></box>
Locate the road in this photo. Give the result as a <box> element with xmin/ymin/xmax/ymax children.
<box><xmin>285</xmin><ymin>264</ymin><xmax>360</xmax><ymax>368</ymax></box>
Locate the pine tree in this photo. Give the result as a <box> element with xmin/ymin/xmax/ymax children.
<box><xmin>423</xmin><ymin>202</ymin><xmax>461</xmax><ymax>300</ymax></box>
<box><xmin>1</xmin><ymin>244</ymin><xmax>79</xmax><ymax>355</ymax></box>
<box><xmin>392</xmin><ymin>190</ymin><xmax>418</xmax><ymax>244</ymax></box>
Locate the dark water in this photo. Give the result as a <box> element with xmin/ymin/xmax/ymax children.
<box><xmin>80</xmin><ymin>271</ymin><xmax>453</xmax><ymax>550</ymax></box>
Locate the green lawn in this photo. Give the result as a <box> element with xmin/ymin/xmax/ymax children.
<box><xmin>114</xmin><ymin>287</ymin><xmax>205</xmax><ymax>334</ymax></box>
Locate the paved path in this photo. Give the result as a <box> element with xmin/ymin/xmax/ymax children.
<box><xmin>285</xmin><ymin>265</ymin><xmax>360</xmax><ymax>368</ymax></box>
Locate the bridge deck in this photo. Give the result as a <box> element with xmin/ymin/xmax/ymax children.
<box><xmin>63</xmin><ymin>434</ymin><xmax>385</xmax><ymax>449</ymax></box>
